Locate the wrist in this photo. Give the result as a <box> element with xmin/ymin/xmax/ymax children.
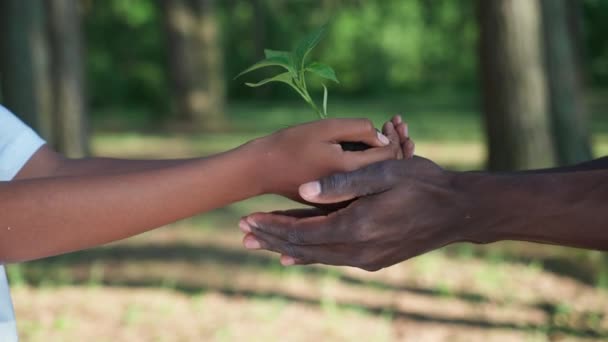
<box><xmin>238</xmin><ymin>136</ymin><xmax>274</xmax><ymax>195</ymax></box>
<box><xmin>449</xmin><ymin>171</ymin><xmax>507</xmax><ymax>245</ymax></box>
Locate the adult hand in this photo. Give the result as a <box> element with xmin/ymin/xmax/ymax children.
<box><xmin>240</xmin><ymin>157</ymin><xmax>476</xmax><ymax>271</ymax></box>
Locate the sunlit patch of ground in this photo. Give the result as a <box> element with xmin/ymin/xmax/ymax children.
<box><xmin>14</xmin><ymin>286</ymin><xmax>393</xmax><ymax>342</ymax></box>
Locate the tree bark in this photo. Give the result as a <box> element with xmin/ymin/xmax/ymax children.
<box><xmin>47</xmin><ymin>0</ymin><xmax>90</xmax><ymax>157</ymax></box>
<box><xmin>478</xmin><ymin>0</ymin><xmax>556</xmax><ymax>171</ymax></box>
<box><xmin>161</xmin><ymin>0</ymin><xmax>226</xmax><ymax>131</ymax></box>
<box><xmin>541</xmin><ymin>0</ymin><xmax>592</xmax><ymax>165</ymax></box>
<box><xmin>0</xmin><ymin>0</ymin><xmax>53</xmax><ymax>140</ymax></box>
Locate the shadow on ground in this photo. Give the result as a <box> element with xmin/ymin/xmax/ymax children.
<box><xmin>444</xmin><ymin>243</ymin><xmax>608</xmax><ymax>288</ymax></box>
<box><xmin>15</xmin><ymin>243</ymin><xmax>608</xmax><ymax>340</ymax></box>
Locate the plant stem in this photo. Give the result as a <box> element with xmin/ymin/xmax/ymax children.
<box><xmin>292</xmin><ymin>75</ymin><xmax>325</xmax><ymax>119</ymax></box>
<box><xmin>290</xmin><ymin>70</ymin><xmax>325</xmax><ymax>119</ymax></box>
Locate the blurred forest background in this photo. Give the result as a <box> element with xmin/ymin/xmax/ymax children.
<box><xmin>2</xmin><ymin>0</ymin><xmax>608</xmax><ymax>341</ymax></box>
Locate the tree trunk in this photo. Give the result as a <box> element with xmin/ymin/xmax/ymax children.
<box><xmin>478</xmin><ymin>0</ymin><xmax>556</xmax><ymax>171</ymax></box>
<box><xmin>47</xmin><ymin>0</ymin><xmax>89</xmax><ymax>157</ymax></box>
<box><xmin>251</xmin><ymin>0</ymin><xmax>267</xmax><ymax>60</ymax></box>
<box><xmin>541</xmin><ymin>0</ymin><xmax>592</xmax><ymax>165</ymax></box>
<box><xmin>0</xmin><ymin>0</ymin><xmax>53</xmax><ymax>140</ymax></box>
<box><xmin>161</xmin><ymin>0</ymin><xmax>225</xmax><ymax>131</ymax></box>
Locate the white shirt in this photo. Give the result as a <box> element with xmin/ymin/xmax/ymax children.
<box><xmin>0</xmin><ymin>105</ymin><xmax>46</xmax><ymax>341</ymax></box>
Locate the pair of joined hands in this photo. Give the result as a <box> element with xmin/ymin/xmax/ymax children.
<box><xmin>239</xmin><ymin>115</ymin><xmax>460</xmax><ymax>271</ymax></box>
<box><xmin>243</xmin><ymin>114</ymin><xmax>608</xmax><ymax>272</ymax></box>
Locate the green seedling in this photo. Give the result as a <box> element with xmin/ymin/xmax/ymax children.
<box><xmin>235</xmin><ymin>24</ymin><xmax>338</xmax><ymax>119</ymax></box>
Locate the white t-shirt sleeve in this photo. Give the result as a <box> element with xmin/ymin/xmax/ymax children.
<box><xmin>0</xmin><ymin>105</ymin><xmax>46</xmax><ymax>181</ymax></box>
<box><xmin>0</xmin><ymin>105</ymin><xmax>45</xmax><ymax>341</ymax></box>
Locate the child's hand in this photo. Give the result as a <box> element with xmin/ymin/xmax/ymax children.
<box><xmin>251</xmin><ymin>119</ymin><xmax>401</xmax><ymax>198</ymax></box>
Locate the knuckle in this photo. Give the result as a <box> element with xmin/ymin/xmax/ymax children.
<box><xmin>364</xmin><ymin>264</ymin><xmax>382</xmax><ymax>272</ymax></box>
<box><xmin>360</xmin><ymin>119</ymin><xmax>375</xmax><ymax>133</ymax></box>
<box><xmin>331</xmin><ymin>214</ymin><xmax>350</xmax><ymax>243</ymax></box>
<box><xmin>350</xmin><ymin>212</ymin><xmax>372</xmax><ymax>242</ymax></box>
<box><xmin>341</xmin><ymin>158</ymin><xmax>359</xmax><ymax>173</ymax></box>
<box><xmin>356</xmin><ymin>252</ymin><xmax>382</xmax><ymax>272</ymax></box>
<box><xmin>320</xmin><ymin>172</ymin><xmax>350</xmax><ymax>195</ymax></box>
<box><xmin>287</xmin><ymin>228</ymin><xmax>303</xmax><ymax>244</ymax></box>
<box><xmin>368</xmin><ymin>253</ymin><xmax>388</xmax><ymax>270</ymax></box>
<box><xmin>252</xmin><ymin>219</ymin><xmax>272</xmax><ymax>234</ymax></box>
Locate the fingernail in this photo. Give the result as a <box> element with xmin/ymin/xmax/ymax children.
<box><xmin>281</xmin><ymin>256</ymin><xmax>295</xmax><ymax>266</ymax></box>
<box><xmin>239</xmin><ymin>219</ymin><xmax>251</xmax><ymax>233</ymax></box>
<box><xmin>395</xmin><ymin>115</ymin><xmax>402</xmax><ymax>124</ymax></box>
<box><xmin>377</xmin><ymin>132</ymin><xmax>390</xmax><ymax>145</ymax></box>
<box><xmin>299</xmin><ymin>181</ymin><xmax>321</xmax><ymax>199</ymax></box>
<box><xmin>244</xmin><ymin>237</ymin><xmax>261</xmax><ymax>249</ymax></box>
<box><xmin>403</xmin><ymin>124</ymin><xmax>409</xmax><ymax>138</ymax></box>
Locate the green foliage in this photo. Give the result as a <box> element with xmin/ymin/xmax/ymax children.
<box><xmin>6</xmin><ymin>265</ymin><xmax>25</xmax><ymax>288</ymax></box>
<box><xmin>583</xmin><ymin>0</ymin><xmax>608</xmax><ymax>85</ymax></box>
<box><xmin>80</xmin><ymin>0</ymin><xmax>608</xmax><ymax>122</ymax></box>
<box><xmin>236</xmin><ymin>24</ymin><xmax>339</xmax><ymax>119</ymax></box>
<box><xmin>83</xmin><ymin>0</ymin><xmax>168</xmax><ymax>118</ymax></box>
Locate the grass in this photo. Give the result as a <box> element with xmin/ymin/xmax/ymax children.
<box><xmin>9</xmin><ymin>93</ymin><xmax>608</xmax><ymax>341</ymax></box>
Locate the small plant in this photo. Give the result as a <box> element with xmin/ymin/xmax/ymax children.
<box><xmin>235</xmin><ymin>24</ymin><xmax>338</xmax><ymax>119</ymax></box>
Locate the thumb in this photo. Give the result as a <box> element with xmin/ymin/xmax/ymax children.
<box><xmin>299</xmin><ymin>161</ymin><xmax>397</xmax><ymax>204</ymax></box>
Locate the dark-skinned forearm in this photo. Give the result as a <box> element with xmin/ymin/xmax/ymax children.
<box><xmin>0</xmin><ymin>144</ymin><xmax>262</xmax><ymax>263</ymax></box>
<box><xmin>458</xmin><ymin>169</ymin><xmax>608</xmax><ymax>251</ymax></box>
<box><xmin>521</xmin><ymin>157</ymin><xmax>608</xmax><ymax>174</ymax></box>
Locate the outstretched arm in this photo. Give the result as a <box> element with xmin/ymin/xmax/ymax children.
<box><xmin>241</xmin><ymin>157</ymin><xmax>608</xmax><ymax>271</ymax></box>
<box><xmin>16</xmin><ymin>145</ymin><xmax>193</xmax><ymax>180</ymax></box>
<box><xmin>2</xmin><ymin>147</ymin><xmax>259</xmax><ymax>263</ymax></box>
<box><xmin>1</xmin><ymin>119</ymin><xmax>398</xmax><ymax>263</ymax></box>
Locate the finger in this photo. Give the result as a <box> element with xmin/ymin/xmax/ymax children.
<box><xmin>269</xmin><ymin>208</ymin><xmax>329</xmax><ymax>218</ymax></box>
<box><xmin>382</xmin><ymin>121</ymin><xmax>403</xmax><ymax>160</ymax></box>
<box><xmin>404</xmin><ymin>139</ymin><xmax>415</xmax><ymax>159</ymax></box>
<box><xmin>300</xmin><ymin>161</ymin><xmax>397</xmax><ymax>203</ymax></box>
<box><xmin>240</xmin><ymin>208</ymin><xmax>325</xmax><ymax>234</ymax></box>
<box><xmin>391</xmin><ymin>114</ymin><xmax>403</xmax><ymax>126</ymax></box>
<box><xmin>239</xmin><ymin>219</ymin><xmax>253</xmax><ymax>233</ymax></box>
<box><xmin>280</xmin><ymin>255</ymin><xmax>315</xmax><ymax>266</ymax></box>
<box><xmin>242</xmin><ymin>233</ymin><xmax>324</xmax><ymax>266</ymax></box>
<box><xmin>342</xmin><ymin>143</ymin><xmax>401</xmax><ymax>173</ymax></box>
<box><xmin>382</xmin><ymin>121</ymin><xmax>399</xmax><ymax>145</ymax></box>
<box><xmin>396</xmin><ymin>122</ymin><xmax>409</xmax><ymax>143</ymax></box>
<box><xmin>244</xmin><ymin>210</ymin><xmax>348</xmax><ymax>245</ymax></box>
<box><xmin>248</xmin><ymin>230</ymin><xmax>351</xmax><ymax>266</ymax></box>
<box><xmin>319</xmin><ymin>118</ymin><xmax>389</xmax><ymax>147</ymax></box>
<box><xmin>242</xmin><ymin>233</ymin><xmax>262</xmax><ymax>249</ymax></box>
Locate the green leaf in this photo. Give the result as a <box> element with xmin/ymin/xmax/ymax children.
<box><xmin>245</xmin><ymin>72</ymin><xmax>295</xmax><ymax>88</ymax></box>
<box><xmin>234</xmin><ymin>57</ymin><xmax>293</xmax><ymax>80</ymax></box>
<box><xmin>306</xmin><ymin>62</ymin><xmax>339</xmax><ymax>83</ymax></box>
<box><xmin>264</xmin><ymin>49</ymin><xmax>291</xmax><ymax>60</ymax></box>
<box><xmin>263</xmin><ymin>50</ymin><xmax>297</xmax><ymax>77</ymax></box>
<box><xmin>293</xmin><ymin>23</ymin><xmax>328</xmax><ymax>71</ymax></box>
<box><xmin>322</xmin><ymin>84</ymin><xmax>328</xmax><ymax>118</ymax></box>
